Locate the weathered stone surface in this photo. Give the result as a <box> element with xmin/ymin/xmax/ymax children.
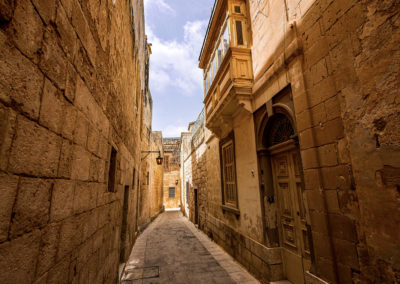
<box><xmin>0</xmin><ymin>0</ymin><xmax>163</xmax><ymax>282</ymax></box>
<box><xmin>70</xmin><ymin>144</ymin><xmax>90</xmax><ymax>181</ymax></box>
<box><xmin>61</xmin><ymin>102</ymin><xmax>77</xmax><ymax>141</ymax></box>
<box><xmin>50</xmin><ymin>179</ymin><xmax>75</xmax><ymax>221</ymax></box>
<box><xmin>9</xmin><ymin>116</ymin><xmax>62</xmax><ymax>177</ymax></box>
<box><xmin>10</xmin><ymin>177</ymin><xmax>52</xmax><ymax>237</ymax></box>
<box><xmin>57</xmin><ymin>216</ymin><xmax>82</xmax><ymax>261</ymax></box>
<box><xmin>0</xmin><ymin>0</ymin><xmax>14</xmax><ymax>22</ymax></box>
<box><xmin>46</xmin><ymin>257</ymin><xmax>70</xmax><ymax>284</ymax></box>
<box><xmin>73</xmin><ymin>181</ymin><xmax>95</xmax><ymax>214</ymax></box>
<box><xmin>0</xmin><ymin>31</ymin><xmax>44</xmax><ymax>120</ymax></box>
<box><xmin>64</xmin><ymin>63</ymin><xmax>77</xmax><ymax>103</ymax></box>
<box><xmin>31</xmin><ymin>0</ymin><xmax>57</xmax><ymax>25</ymax></box>
<box><xmin>0</xmin><ymin>106</ymin><xmax>16</xmax><ymax>171</ymax></box>
<box><xmin>39</xmin><ymin>29</ymin><xmax>68</xmax><ymax>90</ymax></box>
<box><xmin>39</xmin><ymin>79</ymin><xmax>65</xmax><ymax>134</ymax></box>
<box><xmin>70</xmin><ymin>0</ymin><xmax>96</xmax><ymax>66</ymax></box>
<box><xmin>55</xmin><ymin>3</ymin><xmax>77</xmax><ymax>60</ymax></box>
<box><xmin>36</xmin><ymin>223</ymin><xmax>61</xmax><ymax>276</ymax></box>
<box><xmin>8</xmin><ymin>0</ymin><xmax>43</xmax><ymax>61</ymax></box>
<box><xmin>0</xmin><ymin>173</ymin><xmax>18</xmax><ymax>242</ymax></box>
<box><xmin>0</xmin><ymin>231</ymin><xmax>41</xmax><ymax>284</ymax></box>
<box><xmin>73</xmin><ymin>111</ymin><xmax>89</xmax><ymax>147</ymax></box>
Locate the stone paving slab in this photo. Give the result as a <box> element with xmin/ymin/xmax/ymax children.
<box><xmin>121</xmin><ymin>211</ymin><xmax>260</xmax><ymax>284</ymax></box>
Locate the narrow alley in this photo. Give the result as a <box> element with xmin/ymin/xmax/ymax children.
<box><xmin>0</xmin><ymin>0</ymin><xmax>399</xmax><ymax>284</ymax></box>
<box><xmin>121</xmin><ymin>211</ymin><xmax>258</xmax><ymax>284</ymax></box>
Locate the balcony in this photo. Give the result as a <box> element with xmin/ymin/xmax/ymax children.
<box><xmin>199</xmin><ymin>0</ymin><xmax>253</xmax><ymax>137</ymax></box>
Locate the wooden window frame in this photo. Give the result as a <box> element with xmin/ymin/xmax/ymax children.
<box><xmin>164</xmin><ymin>155</ymin><xmax>169</xmax><ymax>171</ymax></box>
<box><xmin>219</xmin><ymin>131</ymin><xmax>239</xmax><ymax>214</ymax></box>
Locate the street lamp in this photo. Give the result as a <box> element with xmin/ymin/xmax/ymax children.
<box><xmin>141</xmin><ymin>150</ymin><xmax>163</xmax><ymax>165</ymax></box>
<box><xmin>156</xmin><ymin>154</ymin><xmax>163</xmax><ymax>165</ymax></box>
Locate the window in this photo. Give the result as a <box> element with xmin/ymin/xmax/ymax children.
<box><xmin>108</xmin><ymin>147</ymin><xmax>117</xmax><ymax>192</ymax></box>
<box><xmin>164</xmin><ymin>156</ymin><xmax>169</xmax><ymax>171</ymax></box>
<box><xmin>234</xmin><ymin>5</ymin><xmax>241</xmax><ymax>13</ymax></box>
<box><xmin>204</xmin><ymin>19</ymin><xmax>230</xmax><ymax>96</ymax></box>
<box><xmin>235</xmin><ymin>20</ymin><xmax>244</xmax><ymax>46</ymax></box>
<box><xmin>132</xmin><ymin>168</ymin><xmax>136</xmax><ymax>190</ymax></box>
<box><xmin>146</xmin><ymin>172</ymin><xmax>149</xmax><ymax>185</ymax></box>
<box><xmin>169</xmin><ymin>187</ymin><xmax>175</xmax><ymax>198</ymax></box>
<box><xmin>217</xmin><ymin>42</ymin><xmax>222</xmax><ymax>68</ymax></box>
<box><xmin>222</xmin><ymin>24</ymin><xmax>230</xmax><ymax>55</ymax></box>
<box><xmin>220</xmin><ymin>133</ymin><xmax>238</xmax><ymax>208</ymax></box>
<box><xmin>186</xmin><ymin>182</ymin><xmax>189</xmax><ymax>203</ymax></box>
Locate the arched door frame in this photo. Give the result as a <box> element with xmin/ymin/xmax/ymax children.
<box><xmin>256</xmin><ymin>103</ymin><xmax>316</xmax><ymax>275</ymax></box>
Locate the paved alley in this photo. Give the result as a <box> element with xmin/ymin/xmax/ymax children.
<box><xmin>121</xmin><ymin>211</ymin><xmax>259</xmax><ymax>284</ymax></box>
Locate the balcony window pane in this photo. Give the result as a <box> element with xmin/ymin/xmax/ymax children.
<box><xmin>222</xmin><ymin>24</ymin><xmax>229</xmax><ymax>56</ymax></box>
<box><xmin>217</xmin><ymin>42</ymin><xmax>222</xmax><ymax>68</ymax></box>
<box><xmin>235</xmin><ymin>20</ymin><xmax>244</xmax><ymax>46</ymax></box>
<box><xmin>209</xmin><ymin>68</ymin><xmax>212</xmax><ymax>88</ymax></box>
<box><xmin>212</xmin><ymin>55</ymin><xmax>217</xmax><ymax>80</ymax></box>
<box><xmin>206</xmin><ymin>69</ymin><xmax>210</xmax><ymax>93</ymax></box>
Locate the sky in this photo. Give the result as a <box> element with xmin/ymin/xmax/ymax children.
<box><xmin>144</xmin><ymin>0</ymin><xmax>215</xmax><ymax>137</ymax></box>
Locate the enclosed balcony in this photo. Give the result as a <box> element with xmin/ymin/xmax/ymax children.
<box><xmin>199</xmin><ymin>0</ymin><xmax>253</xmax><ymax>137</ymax></box>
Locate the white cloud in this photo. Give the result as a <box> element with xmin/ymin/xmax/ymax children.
<box><xmin>163</xmin><ymin>125</ymin><xmax>187</xmax><ymax>137</ymax></box>
<box><xmin>147</xmin><ymin>20</ymin><xmax>207</xmax><ymax>97</ymax></box>
<box><xmin>144</xmin><ymin>0</ymin><xmax>175</xmax><ymax>15</ymax></box>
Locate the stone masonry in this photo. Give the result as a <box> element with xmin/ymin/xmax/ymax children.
<box><xmin>193</xmin><ymin>0</ymin><xmax>400</xmax><ymax>283</ymax></box>
<box><xmin>163</xmin><ymin>138</ymin><xmax>181</xmax><ymax>209</ymax></box>
<box><xmin>0</xmin><ymin>0</ymin><xmax>162</xmax><ymax>283</ymax></box>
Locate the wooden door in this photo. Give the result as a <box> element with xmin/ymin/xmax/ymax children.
<box><xmin>194</xmin><ymin>188</ymin><xmax>199</xmax><ymax>225</ymax></box>
<box><xmin>120</xmin><ymin>185</ymin><xmax>130</xmax><ymax>262</ymax></box>
<box><xmin>270</xmin><ymin>142</ymin><xmax>310</xmax><ymax>283</ymax></box>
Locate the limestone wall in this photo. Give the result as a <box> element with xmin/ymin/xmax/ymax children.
<box><xmin>248</xmin><ymin>0</ymin><xmax>400</xmax><ymax>282</ymax></box>
<box><xmin>0</xmin><ymin>0</ymin><xmax>149</xmax><ymax>283</ymax></box>
<box><xmin>181</xmin><ymin>132</ymin><xmax>192</xmax><ymax>216</ymax></box>
<box><xmin>162</xmin><ymin>138</ymin><xmax>181</xmax><ymax>209</ymax></box>
<box><xmin>138</xmin><ymin>93</ymin><xmax>163</xmax><ymax>231</ymax></box>
<box><xmin>196</xmin><ymin>0</ymin><xmax>400</xmax><ymax>283</ymax></box>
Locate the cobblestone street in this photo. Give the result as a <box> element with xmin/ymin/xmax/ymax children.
<box><xmin>121</xmin><ymin>211</ymin><xmax>259</xmax><ymax>284</ymax></box>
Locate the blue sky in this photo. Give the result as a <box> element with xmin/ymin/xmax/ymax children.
<box><xmin>144</xmin><ymin>0</ymin><xmax>215</xmax><ymax>137</ymax></box>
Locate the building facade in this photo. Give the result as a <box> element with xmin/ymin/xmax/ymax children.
<box><xmin>195</xmin><ymin>0</ymin><xmax>400</xmax><ymax>283</ymax></box>
<box><xmin>138</xmin><ymin>87</ymin><xmax>164</xmax><ymax>232</ymax></box>
<box><xmin>162</xmin><ymin>138</ymin><xmax>182</xmax><ymax>209</ymax></box>
<box><xmin>181</xmin><ymin>110</ymin><xmax>208</xmax><ymax>229</ymax></box>
<box><xmin>0</xmin><ymin>1</ymin><xmax>163</xmax><ymax>283</ymax></box>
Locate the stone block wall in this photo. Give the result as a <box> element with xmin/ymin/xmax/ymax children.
<box><xmin>162</xmin><ymin>138</ymin><xmax>181</xmax><ymax>209</ymax></box>
<box><xmin>248</xmin><ymin>0</ymin><xmax>400</xmax><ymax>282</ymax></box>
<box><xmin>138</xmin><ymin>128</ymin><xmax>164</xmax><ymax>230</ymax></box>
<box><xmin>0</xmin><ymin>0</ymin><xmax>150</xmax><ymax>283</ymax></box>
<box><xmin>290</xmin><ymin>1</ymin><xmax>400</xmax><ymax>282</ymax></box>
<box><xmin>205</xmin><ymin>214</ymin><xmax>284</xmax><ymax>283</ymax></box>
<box><xmin>163</xmin><ymin>170</ymin><xmax>181</xmax><ymax>209</ymax></box>
<box><xmin>137</xmin><ymin>91</ymin><xmax>164</xmax><ymax>231</ymax></box>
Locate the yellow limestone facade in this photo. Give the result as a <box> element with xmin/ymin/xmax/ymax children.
<box><xmin>0</xmin><ymin>0</ymin><xmax>163</xmax><ymax>283</ymax></box>
<box><xmin>195</xmin><ymin>0</ymin><xmax>400</xmax><ymax>283</ymax></box>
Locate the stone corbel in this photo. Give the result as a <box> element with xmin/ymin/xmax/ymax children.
<box><xmin>236</xmin><ymin>94</ymin><xmax>253</xmax><ymax>114</ymax></box>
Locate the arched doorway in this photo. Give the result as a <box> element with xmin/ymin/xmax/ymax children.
<box><xmin>261</xmin><ymin>111</ymin><xmax>311</xmax><ymax>283</ymax></box>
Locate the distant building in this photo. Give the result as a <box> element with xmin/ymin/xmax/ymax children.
<box><xmin>162</xmin><ymin>138</ymin><xmax>182</xmax><ymax>209</ymax></box>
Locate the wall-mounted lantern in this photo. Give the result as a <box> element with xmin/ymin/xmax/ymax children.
<box><xmin>156</xmin><ymin>153</ymin><xmax>163</xmax><ymax>165</ymax></box>
<box><xmin>175</xmin><ymin>180</ymin><xmax>179</xmax><ymax>185</ymax></box>
<box><xmin>141</xmin><ymin>150</ymin><xmax>163</xmax><ymax>165</ymax></box>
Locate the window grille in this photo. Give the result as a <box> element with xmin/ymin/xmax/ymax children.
<box><xmin>169</xmin><ymin>187</ymin><xmax>175</xmax><ymax>198</ymax></box>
